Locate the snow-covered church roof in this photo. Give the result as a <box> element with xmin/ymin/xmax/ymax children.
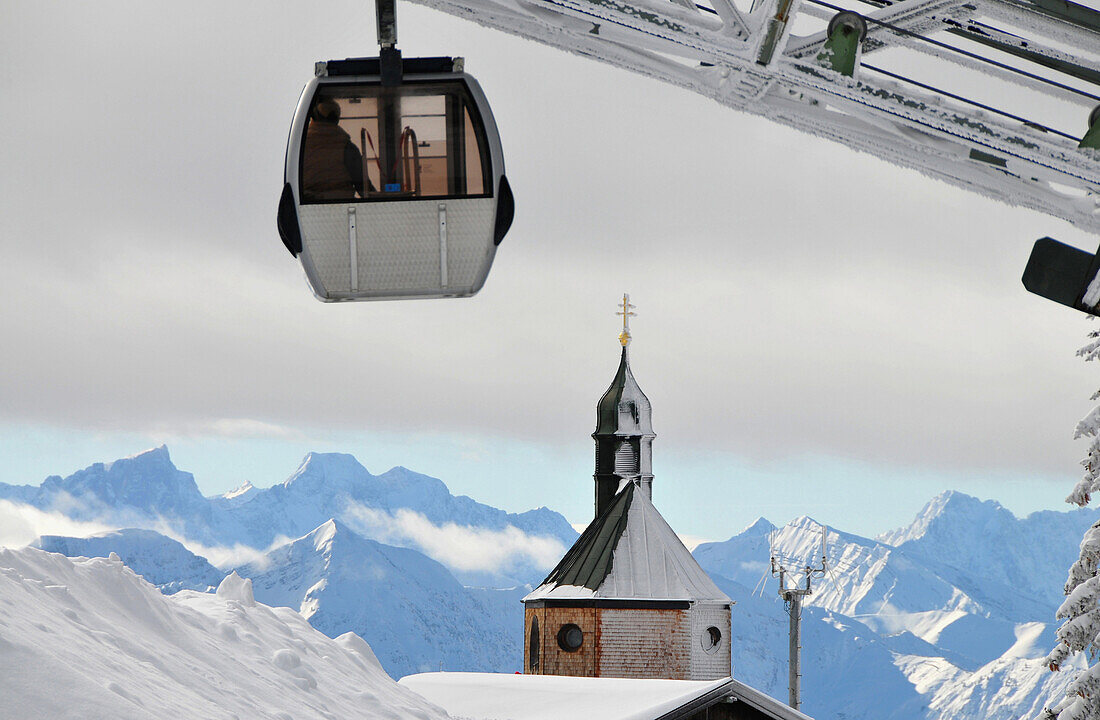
<box><xmin>524</xmin><ymin>480</ymin><xmax>730</xmax><ymax>603</ymax></box>
<box><xmin>399</xmin><ymin>672</ymin><xmax>813</xmax><ymax>720</ymax></box>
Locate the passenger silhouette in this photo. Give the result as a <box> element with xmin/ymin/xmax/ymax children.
<box><xmin>301</xmin><ymin>98</ymin><xmax>373</xmax><ymax>200</ymax></box>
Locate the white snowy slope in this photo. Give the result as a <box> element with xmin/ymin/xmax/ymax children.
<box><xmin>32</xmin><ymin>528</ymin><xmax>223</xmax><ymax>593</ymax></box>
<box><xmin>34</xmin><ymin>521</ymin><xmax>523</xmax><ymax>678</ymax></box>
<box><xmin>235</xmin><ymin>519</ymin><xmax>518</xmax><ymax>679</ymax></box>
<box><xmin>0</xmin><ymin>546</ymin><xmax>450</xmax><ymax>720</ymax></box>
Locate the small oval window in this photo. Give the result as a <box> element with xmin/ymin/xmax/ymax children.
<box><xmin>702</xmin><ymin>626</ymin><xmax>722</xmax><ymax>654</ymax></box>
<box><xmin>557</xmin><ymin>623</ymin><xmax>583</xmax><ymax>652</ymax></box>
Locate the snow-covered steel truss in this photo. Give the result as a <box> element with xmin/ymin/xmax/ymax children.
<box><xmin>409</xmin><ymin>0</ymin><xmax>1100</xmax><ymax>233</ymax></box>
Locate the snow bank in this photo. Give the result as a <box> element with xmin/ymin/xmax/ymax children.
<box><xmin>0</xmin><ymin>546</ymin><xmax>450</xmax><ymax>720</ymax></box>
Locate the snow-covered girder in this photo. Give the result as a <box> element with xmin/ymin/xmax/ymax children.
<box><xmin>410</xmin><ymin>0</ymin><xmax>1100</xmax><ymax>232</ymax></box>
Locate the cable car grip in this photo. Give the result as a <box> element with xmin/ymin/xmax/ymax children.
<box><xmin>380</xmin><ymin>46</ymin><xmax>403</xmax><ymax>87</ymax></box>
<box><xmin>376</xmin><ymin>0</ymin><xmax>397</xmax><ymax>48</ymax></box>
<box><xmin>376</xmin><ymin>0</ymin><xmax>402</xmax><ymax>86</ymax></box>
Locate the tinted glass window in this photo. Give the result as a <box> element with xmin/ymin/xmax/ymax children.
<box><xmin>300</xmin><ymin>82</ymin><xmax>491</xmax><ymax>203</ymax></box>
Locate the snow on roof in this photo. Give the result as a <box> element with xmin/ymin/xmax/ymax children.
<box><xmin>399</xmin><ymin>672</ymin><xmax>731</xmax><ymax>720</ymax></box>
<box><xmin>525</xmin><ymin>481</ymin><xmax>729</xmax><ymax>603</ymax></box>
<box><xmin>400</xmin><ymin>672</ymin><xmax>817</xmax><ymax>720</ymax></box>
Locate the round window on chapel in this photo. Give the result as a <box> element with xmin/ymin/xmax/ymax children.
<box><xmin>557</xmin><ymin>623</ymin><xmax>583</xmax><ymax>652</ymax></box>
<box><xmin>701</xmin><ymin>626</ymin><xmax>722</xmax><ymax>654</ymax></box>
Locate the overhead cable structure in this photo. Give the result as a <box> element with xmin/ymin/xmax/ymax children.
<box><xmin>409</xmin><ymin>0</ymin><xmax>1100</xmax><ymax>233</ymax></box>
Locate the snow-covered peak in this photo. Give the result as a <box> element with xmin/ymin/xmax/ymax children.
<box><xmin>769</xmin><ymin>515</ymin><xmax>831</xmax><ymax>556</ymax></box>
<box><xmin>102</xmin><ymin>444</ymin><xmax>172</xmax><ymax>472</ymax></box>
<box><xmin>35</xmin><ymin>446</ymin><xmax>206</xmax><ymax>521</ymax></box>
<box><xmin>309</xmin><ymin>518</ymin><xmax>343</xmax><ymax>551</ymax></box>
<box><xmin>874</xmin><ymin>491</ymin><xmax>1100</xmax><ymax>617</ymax></box>
<box><xmin>740</xmin><ymin>517</ymin><xmax>777</xmax><ymax>536</ymax></box>
<box><xmin>283</xmin><ymin>452</ymin><xmax>371</xmax><ymax>489</ymax></box>
<box><xmin>878</xmin><ymin>490</ymin><xmax>1013</xmax><ymax>547</ymax></box>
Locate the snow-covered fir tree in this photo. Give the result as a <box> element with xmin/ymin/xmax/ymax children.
<box><xmin>1044</xmin><ymin>328</ymin><xmax>1100</xmax><ymax>720</ymax></box>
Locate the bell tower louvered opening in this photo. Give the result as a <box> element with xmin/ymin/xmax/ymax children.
<box><xmin>614</xmin><ymin>440</ymin><xmax>638</xmax><ymax>475</ymax></box>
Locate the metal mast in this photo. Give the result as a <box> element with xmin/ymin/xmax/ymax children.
<box><xmin>771</xmin><ymin>526</ymin><xmax>828</xmax><ymax>712</ymax></box>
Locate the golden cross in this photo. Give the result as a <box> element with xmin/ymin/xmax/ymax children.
<box><xmin>616</xmin><ymin>293</ymin><xmax>636</xmax><ymax>347</ymax></box>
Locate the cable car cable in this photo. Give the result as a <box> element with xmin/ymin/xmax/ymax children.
<box><xmin>802</xmin><ymin>0</ymin><xmax>1100</xmax><ymax>103</ymax></box>
<box><xmin>690</xmin><ymin>0</ymin><xmax>1099</xmax><ymax>105</ymax></box>
<box><xmin>688</xmin><ymin>0</ymin><xmax>1083</xmax><ymax>139</ymax></box>
<box><xmin>861</xmin><ymin>63</ymin><xmax>1079</xmax><ymax>141</ymax></box>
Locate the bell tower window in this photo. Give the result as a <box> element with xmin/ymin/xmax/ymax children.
<box><xmin>701</xmin><ymin>626</ymin><xmax>722</xmax><ymax>654</ymax></box>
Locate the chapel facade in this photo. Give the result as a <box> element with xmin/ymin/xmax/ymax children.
<box><xmin>522</xmin><ymin>297</ymin><xmax>732</xmax><ymax>681</ymax></box>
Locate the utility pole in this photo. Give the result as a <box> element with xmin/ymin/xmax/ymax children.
<box><xmin>771</xmin><ymin>527</ymin><xmax>828</xmax><ymax>712</ymax></box>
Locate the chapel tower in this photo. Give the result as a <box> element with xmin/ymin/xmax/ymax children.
<box><xmin>592</xmin><ymin>295</ymin><xmax>655</xmax><ymax>517</ymax></box>
<box><xmin>522</xmin><ymin>296</ymin><xmax>732</xmax><ymax>681</ymax></box>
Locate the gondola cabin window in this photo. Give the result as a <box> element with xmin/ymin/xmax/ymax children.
<box><xmin>300</xmin><ymin>83</ymin><xmax>490</xmax><ymax>203</ymax></box>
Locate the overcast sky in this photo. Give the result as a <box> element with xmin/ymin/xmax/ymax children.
<box><xmin>2</xmin><ymin>0</ymin><xmax>1100</xmax><ymax>542</ymax></box>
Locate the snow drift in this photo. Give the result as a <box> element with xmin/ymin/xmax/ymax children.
<box><xmin>0</xmin><ymin>546</ymin><xmax>449</xmax><ymax>720</ymax></box>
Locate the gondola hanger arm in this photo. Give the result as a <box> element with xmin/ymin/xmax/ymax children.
<box><xmin>377</xmin><ymin>0</ymin><xmax>398</xmax><ymax>47</ymax></box>
<box><xmin>376</xmin><ymin>0</ymin><xmax>403</xmax><ymax>84</ymax></box>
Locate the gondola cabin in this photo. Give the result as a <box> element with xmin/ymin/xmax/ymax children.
<box><xmin>278</xmin><ymin>57</ymin><xmax>513</xmax><ymax>301</ymax></box>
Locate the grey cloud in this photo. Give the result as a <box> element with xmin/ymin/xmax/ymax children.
<box><xmin>1</xmin><ymin>0</ymin><xmax>1096</xmax><ymax>483</ymax></box>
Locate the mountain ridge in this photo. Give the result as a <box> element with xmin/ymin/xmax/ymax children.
<box><xmin>0</xmin><ymin>447</ymin><xmax>577</xmax><ymax>587</ymax></box>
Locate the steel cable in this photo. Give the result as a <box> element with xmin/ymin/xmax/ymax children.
<box><xmin>801</xmin><ymin>0</ymin><xmax>1100</xmax><ymax>102</ymax></box>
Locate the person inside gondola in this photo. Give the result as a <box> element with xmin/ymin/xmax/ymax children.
<box><xmin>301</xmin><ymin>98</ymin><xmax>374</xmax><ymax>200</ymax></box>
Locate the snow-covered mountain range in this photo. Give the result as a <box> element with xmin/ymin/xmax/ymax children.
<box><xmin>695</xmin><ymin>491</ymin><xmax>1100</xmax><ymax>719</ymax></box>
<box><xmin>0</xmin><ymin>446</ymin><xmax>576</xmax><ymax>587</ymax></box>
<box><xmin>5</xmin><ymin>448</ymin><xmax>1097</xmax><ymax>719</ymax></box>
